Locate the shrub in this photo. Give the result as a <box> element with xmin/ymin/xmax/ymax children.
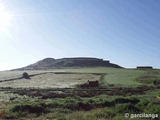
<box><xmin>94</xmin><ymin>109</ymin><xmax>115</xmax><ymax>119</ymax></box>
<box><xmin>22</xmin><ymin>72</ymin><xmax>30</xmax><ymax>79</ymax></box>
<box><xmin>115</xmin><ymin>103</ymin><xmax>140</xmax><ymax>113</ymax></box>
<box><xmin>135</xmin><ymin>98</ymin><xmax>150</xmax><ymax>111</ymax></box>
<box><xmin>0</xmin><ymin>110</ymin><xmax>6</xmax><ymax>119</ymax></box>
<box><xmin>145</xmin><ymin>102</ymin><xmax>160</xmax><ymax>115</ymax></box>
<box><xmin>9</xmin><ymin>102</ymin><xmax>48</xmax><ymax>116</ymax></box>
<box><xmin>78</xmin><ymin>102</ymin><xmax>94</xmax><ymax>111</ymax></box>
<box><xmin>52</xmin><ymin>118</ymin><xmax>65</xmax><ymax>120</ymax></box>
<box><xmin>114</xmin><ymin>97</ymin><xmax>140</xmax><ymax>104</ymax></box>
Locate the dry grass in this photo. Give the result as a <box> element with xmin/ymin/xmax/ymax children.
<box><xmin>0</xmin><ymin>72</ymin><xmax>101</xmax><ymax>88</ymax></box>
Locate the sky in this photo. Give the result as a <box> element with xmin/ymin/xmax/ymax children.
<box><xmin>0</xmin><ymin>0</ymin><xmax>160</xmax><ymax>70</ymax></box>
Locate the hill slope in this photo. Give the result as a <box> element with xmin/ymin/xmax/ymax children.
<box><xmin>13</xmin><ymin>57</ymin><xmax>122</xmax><ymax>70</ymax></box>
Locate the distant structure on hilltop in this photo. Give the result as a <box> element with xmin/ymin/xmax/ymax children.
<box><xmin>137</xmin><ymin>66</ymin><xmax>153</xmax><ymax>70</ymax></box>
<box><xmin>13</xmin><ymin>57</ymin><xmax>123</xmax><ymax>70</ymax></box>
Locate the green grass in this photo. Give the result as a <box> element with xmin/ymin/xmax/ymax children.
<box><xmin>66</xmin><ymin>67</ymin><xmax>160</xmax><ymax>87</ymax></box>
<box><xmin>1</xmin><ymin>67</ymin><xmax>160</xmax><ymax>120</ymax></box>
<box><xmin>53</xmin><ymin>67</ymin><xmax>148</xmax><ymax>87</ymax></box>
<box><xmin>102</xmin><ymin>69</ymin><xmax>146</xmax><ymax>87</ymax></box>
<box><xmin>5</xmin><ymin>95</ymin><xmax>139</xmax><ymax>118</ymax></box>
<box><xmin>2</xmin><ymin>67</ymin><xmax>158</xmax><ymax>88</ymax></box>
<box><xmin>4</xmin><ymin>94</ymin><xmax>160</xmax><ymax>120</ymax></box>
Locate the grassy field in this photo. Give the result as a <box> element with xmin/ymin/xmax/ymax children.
<box><xmin>0</xmin><ymin>67</ymin><xmax>147</xmax><ymax>88</ymax></box>
<box><xmin>0</xmin><ymin>67</ymin><xmax>160</xmax><ymax>120</ymax></box>
<box><xmin>0</xmin><ymin>72</ymin><xmax>101</xmax><ymax>88</ymax></box>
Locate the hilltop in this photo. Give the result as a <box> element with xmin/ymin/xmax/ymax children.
<box><xmin>13</xmin><ymin>57</ymin><xmax>122</xmax><ymax>70</ymax></box>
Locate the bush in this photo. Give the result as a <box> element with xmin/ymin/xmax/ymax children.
<box><xmin>9</xmin><ymin>102</ymin><xmax>48</xmax><ymax>116</ymax></box>
<box><xmin>22</xmin><ymin>72</ymin><xmax>30</xmax><ymax>79</ymax></box>
<box><xmin>114</xmin><ymin>97</ymin><xmax>140</xmax><ymax>104</ymax></box>
<box><xmin>52</xmin><ymin>118</ymin><xmax>65</xmax><ymax>120</ymax></box>
<box><xmin>78</xmin><ymin>102</ymin><xmax>94</xmax><ymax>111</ymax></box>
<box><xmin>135</xmin><ymin>98</ymin><xmax>150</xmax><ymax>111</ymax></box>
<box><xmin>115</xmin><ymin>103</ymin><xmax>140</xmax><ymax>113</ymax></box>
<box><xmin>145</xmin><ymin>102</ymin><xmax>160</xmax><ymax>115</ymax></box>
<box><xmin>0</xmin><ymin>110</ymin><xmax>6</xmax><ymax>119</ymax></box>
<box><xmin>94</xmin><ymin>109</ymin><xmax>115</xmax><ymax>119</ymax></box>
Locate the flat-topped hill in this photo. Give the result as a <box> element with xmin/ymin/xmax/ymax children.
<box><xmin>13</xmin><ymin>57</ymin><xmax>122</xmax><ymax>70</ymax></box>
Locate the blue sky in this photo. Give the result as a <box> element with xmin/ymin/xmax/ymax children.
<box><xmin>0</xmin><ymin>0</ymin><xmax>160</xmax><ymax>70</ymax></box>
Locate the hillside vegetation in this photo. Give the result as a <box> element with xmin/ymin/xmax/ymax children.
<box><xmin>0</xmin><ymin>67</ymin><xmax>160</xmax><ymax>120</ymax></box>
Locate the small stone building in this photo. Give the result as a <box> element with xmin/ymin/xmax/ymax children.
<box><xmin>137</xmin><ymin>66</ymin><xmax>153</xmax><ymax>70</ymax></box>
